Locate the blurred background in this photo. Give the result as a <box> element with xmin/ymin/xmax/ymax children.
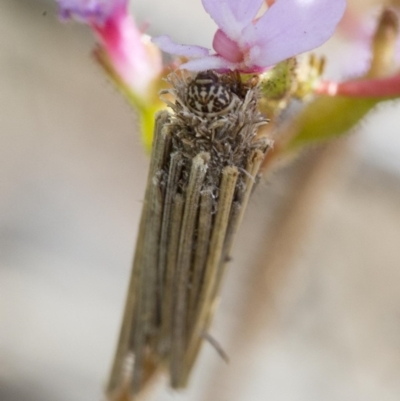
<box><xmin>1</xmin><ymin>0</ymin><xmax>400</xmax><ymax>400</ymax></box>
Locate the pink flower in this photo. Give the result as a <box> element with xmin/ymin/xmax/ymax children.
<box><xmin>57</xmin><ymin>0</ymin><xmax>162</xmax><ymax>101</ymax></box>
<box><xmin>153</xmin><ymin>0</ymin><xmax>347</xmax><ymax>73</ymax></box>
<box><xmin>315</xmin><ymin>8</ymin><xmax>400</xmax><ymax>99</ymax></box>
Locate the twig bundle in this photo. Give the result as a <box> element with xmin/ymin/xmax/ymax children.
<box><xmin>107</xmin><ymin>71</ymin><xmax>270</xmax><ymax>399</ymax></box>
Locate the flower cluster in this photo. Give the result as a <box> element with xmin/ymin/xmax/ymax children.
<box><xmin>153</xmin><ymin>0</ymin><xmax>346</xmax><ymax>72</ymax></box>
<box><xmin>56</xmin><ymin>0</ymin><xmax>400</xmax><ymax>156</ymax></box>
<box><xmin>58</xmin><ymin>0</ymin><xmax>162</xmax><ymax>102</ymax></box>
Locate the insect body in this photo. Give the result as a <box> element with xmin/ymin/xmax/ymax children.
<box><xmin>186</xmin><ymin>71</ymin><xmax>235</xmax><ymax>117</ymax></box>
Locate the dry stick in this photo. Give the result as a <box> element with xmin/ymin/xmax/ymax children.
<box><xmin>130</xmin><ymin>178</ymin><xmax>164</xmax><ymax>393</ymax></box>
<box><xmin>201</xmin><ymin>332</ymin><xmax>230</xmax><ymax>364</ymax></box>
<box><xmin>182</xmin><ymin>165</ymin><xmax>239</xmax><ymax>386</ymax></box>
<box><xmin>183</xmin><ymin>150</ymin><xmax>267</xmax><ymax>380</ymax></box>
<box><xmin>142</xmin><ymin>178</ymin><xmax>164</xmax><ymax>333</ymax></box>
<box><xmin>237</xmin><ymin>150</ymin><xmax>268</xmax><ymax>228</ymax></box>
<box><xmin>183</xmin><ymin>148</ymin><xmax>268</xmax><ymax>369</ymax></box>
<box><xmin>171</xmin><ymin>152</ymin><xmax>210</xmax><ymax>387</ymax></box>
<box><xmin>159</xmin><ymin>193</ymin><xmax>185</xmax><ymax>357</ymax></box>
<box><xmin>214</xmin><ymin>149</ymin><xmax>268</xmax><ymax>300</ymax></box>
<box><xmin>130</xmin><ymin>116</ymin><xmax>172</xmax><ymax>394</ymax></box>
<box><xmin>157</xmin><ymin>153</ymin><xmax>183</xmax><ymax>335</ymax></box>
<box><xmin>188</xmin><ymin>188</ymin><xmax>214</xmax><ymax>324</ymax></box>
<box><xmin>106</xmin><ymin>112</ymin><xmax>170</xmax><ymax>396</ymax></box>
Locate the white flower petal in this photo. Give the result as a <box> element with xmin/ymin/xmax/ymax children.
<box><xmin>152</xmin><ymin>35</ymin><xmax>210</xmax><ymax>57</ymax></box>
<box><xmin>249</xmin><ymin>0</ymin><xmax>346</xmax><ymax>67</ymax></box>
<box><xmin>202</xmin><ymin>0</ymin><xmax>264</xmax><ymax>41</ymax></box>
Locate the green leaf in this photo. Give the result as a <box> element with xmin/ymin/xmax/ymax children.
<box><xmin>286</xmin><ymin>95</ymin><xmax>391</xmax><ymax>150</ymax></box>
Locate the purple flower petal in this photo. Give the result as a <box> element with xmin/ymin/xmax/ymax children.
<box><xmin>57</xmin><ymin>0</ymin><xmax>126</xmax><ymax>25</ymax></box>
<box><xmin>249</xmin><ymin>0</ymin><xmax>346</xmax><ymax>66</ymax></box>
<box><xmin>202</xmin><ymin>0</ymin><xmax>264</xmax><ymax>41</ymax></box>
<box><xmin>152</xmin><ymin>35</ymin><xmax>210</xmax><ymax>58</ymax></box>
<box><xmin>180</xmin><ymin>55</ymin><xmax>235</xmax><ymax>71</ymax></box>
<box><xmin>152</xmin><ymin>0</ymin><xmax>347</xmax><ymax>73</ymax></box>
